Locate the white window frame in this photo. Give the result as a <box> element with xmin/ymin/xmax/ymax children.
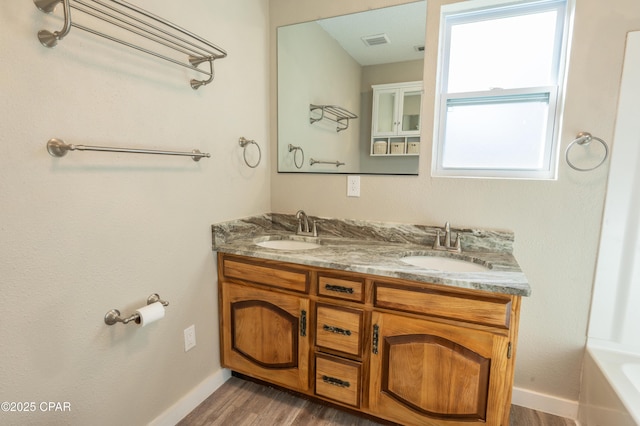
<box><xmin>432</xmin><ymin>0</ymin><xmax>571</xmax><ymax>180</ymax></box>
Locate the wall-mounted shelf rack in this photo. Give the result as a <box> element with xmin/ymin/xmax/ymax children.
<box><xmin>33</xmin><ymin>0</ymin><xmax>228</xmax><ymax>89</ymax></box>
<box><xmin>309</xmin><ymin>104</ymin><xmax>357</xmax><ymax>132</ymax></box>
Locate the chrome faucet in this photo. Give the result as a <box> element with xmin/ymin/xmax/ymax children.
<box><xmin>433</xmin><ymin>221</ymin><xmax>461</xmax><ymax>253</ymax></box>
<box><xmin>295</xmin><ymin>210</ymin><xmax>318</xmax><ymax>237</ymax></box>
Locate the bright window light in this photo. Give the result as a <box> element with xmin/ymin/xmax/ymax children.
<box><xmin>433</xmin><ymin>0</ymin><xmax>568</xmax><ymax>179</ymax></box>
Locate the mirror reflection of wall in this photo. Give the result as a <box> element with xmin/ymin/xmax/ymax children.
<box><xmin>277</xmin><ymin>1</ymin><xmax>426</xmax><ymax>175</ymax></box>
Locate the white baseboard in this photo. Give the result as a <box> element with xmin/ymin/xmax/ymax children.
<box><xmin>512</xmin><ymin>386</ymin><xmax>579</xmax><ymax>421</ymax></box>
<box><xmin>148</xmin><ymin>368</ymin><xmax>232</xmax><ymax>426</ymax></box>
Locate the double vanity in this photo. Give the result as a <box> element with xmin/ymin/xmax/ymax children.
<box><xmin>212</xmin><ymin>213</ymin><xmax>530</xmax><ymax>426</ymax></box>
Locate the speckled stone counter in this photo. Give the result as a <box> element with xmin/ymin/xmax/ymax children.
<box><xmin>211</xmin><ymin>213</ymin><xmax>531</xmax><ymax>296</ymax></box>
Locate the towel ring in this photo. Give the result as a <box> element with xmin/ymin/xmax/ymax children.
<box><xmin>565</xmin><ymin>132</ymin><xmax>609</xmax><ymax>172</ymax></box>
<box><xmin>288</xmin><ymin>144</ymin><xmax>304</xmax><ymax>169</ymax></box>
<box><xmin>239</xmin><ymin>137</ymin><xmax>261</xmax><ymax>168</ymax></box>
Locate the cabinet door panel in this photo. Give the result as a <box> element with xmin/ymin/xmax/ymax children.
<box><xmin>383</xmin><ymin>334</ymin><xmax>489</xmax><ymax>418</ymax></box>
<box><xmin>369</xmin><ymin>312</ymin><xmax>509</xmax><ymax>426</ymax></box>
<box><xmin>399</xmin><ymin>90</ymin><xmax>422</xmax><ymax>134</ymax></box>
<box><xmin>232</xmin><ymin>300</ymin><xmax>298</xmax><ymax>368</ymax></box>
<box><xmin>221</xmin><ymin>281</ymin><xmax>310</xmax><ymax>391</ymax></box>
<box><xmin>373</xmin><ymin>90</ymin><xmax>398</xmax><ymax>135</ymax></box>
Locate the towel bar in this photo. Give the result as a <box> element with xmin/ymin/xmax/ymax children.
<box><xmin>309</xmin><ymin>158</ymin><xmax>345</xmax><ymax>168</ymax></box>
<box><xmin>46</xmin><ymin>138</ymin><xmax>210</xmax><ymax>162</ymax></box>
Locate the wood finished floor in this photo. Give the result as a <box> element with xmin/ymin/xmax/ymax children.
<box><xmin>177</xmin><ymin>377</ymin><xmax>576</xmax><ymax>426</ymax></box>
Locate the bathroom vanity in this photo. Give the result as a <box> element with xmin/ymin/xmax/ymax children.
<box><xmin>212</xmin><ymin>214</ymin><xmax>530</xmax><ymax>426</ymax></box>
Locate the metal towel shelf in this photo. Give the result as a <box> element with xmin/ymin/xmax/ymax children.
<box><xmin>33</xmin><ymin>0</ymin><xmax>227</xmax><ymax>89</ymax></box>
<box><xmin>309</xmin><ymin>104</ymin><xmax>357</xmax><ymax>132</ymax></box>
<box><xmin>46</xmin><ymin>138</ymin><xmax>210</xmax><ymax>161</ymax></box>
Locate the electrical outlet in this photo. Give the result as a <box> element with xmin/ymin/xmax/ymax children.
<box><xmin>347</xmin><ymin>175</ymin><xmax>360</xmax><ymax>197</ymax></box>
<box><xmin>184</xmin><ymin>324</ymin><xmax>196</xmax><ymax>352</ymax></box>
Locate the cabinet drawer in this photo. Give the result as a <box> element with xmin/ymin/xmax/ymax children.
<box><xmin>374</xmin><ymin>282</ymin><xmax>512</xmax><ymax>329</ymax></box>
<box><xmin>316</xmin><ymin>304</ymin><xmax>363</xmax><ymax>356</ymax></box>
<box><xmin>222</xmin><ymin>256</ymin><xmax>309</xmax><ymax>293</ymax></box>
<box><xmin>318</xmin><ymin>275</ymin><xmax>364</xmax><ymax>303</ymax></box>
<box><xmin>315</xmin><ymin>354</ymin><xmax>361</xmax><ymax>408</ymax></box>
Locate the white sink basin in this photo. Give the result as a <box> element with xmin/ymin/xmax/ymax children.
<box><xmin>400</xmin><ymin>255</ymin><xmax>489</xmax><ymax>272</ymax></box>
<box><xmin>256</xmin><ymin>239</ymin><xmax>321</xmax><ymax>250</ymax></box>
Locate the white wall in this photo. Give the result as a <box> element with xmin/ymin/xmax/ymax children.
<box><xmin>0</xmin><ymin>1</ymin><xmax>269</xmax><ymax>425</ymax></box>
<box><xmin>270</xmin><ymin>0</ymin><xmax>640</xmax><ymax>410</ymax></box>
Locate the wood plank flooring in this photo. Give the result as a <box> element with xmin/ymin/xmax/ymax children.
<box><xmin>177</xmin><ymin>377</ymin><xmax>576</xmax><ymax>426</ymax></box>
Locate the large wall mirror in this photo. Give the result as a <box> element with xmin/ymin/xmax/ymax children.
<box><xmin>277</xmin><ymin>1</ymin><xmax>427</xmax><ymax>175</ymax></box>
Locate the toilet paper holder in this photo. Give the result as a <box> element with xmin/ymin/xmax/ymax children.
<box><xmin>104</xmin><ymin>293</ymin><xmax>169</xmax><ymax>326</ymax></box>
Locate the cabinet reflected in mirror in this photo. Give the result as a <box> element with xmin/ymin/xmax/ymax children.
<box><xmin>371</xmin><ymin>81</ymin><xmax>422</xmax><ymax>156</ymax></box>
<box><xmin>277</xmin><ymin>1</ymin><xmax>426</xmax><ymax>175</ymax></box>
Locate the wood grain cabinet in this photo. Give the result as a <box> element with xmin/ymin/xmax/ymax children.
<box><xmin>217</xmin><ymin>253</ymin><xmax>521</xmax><ymax>426</ymax></box>
<box><xmin>219</xmin><ymin>256</ymin><xmax>310</xmax><ymax>391</ymax></box>
<box><xmin>369</xmin><ymin>311</ymin><xmax>509</xmax><ymax>425</ymax></box>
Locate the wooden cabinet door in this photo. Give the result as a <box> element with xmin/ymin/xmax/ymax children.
<box><xmin>369</xmin><ymin>312</ymin><xmax>511</xmax><ymax>426</ymax></box>
<box><xmin>221</xmin><ymin>281</ymin><xmax>310</xmax><ymax>391</ymax></box>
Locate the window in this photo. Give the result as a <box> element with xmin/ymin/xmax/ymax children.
<box><xmin>433</xmin><ymin>0</ymin><xmax>569</xmax><ymax>179</ymax></box>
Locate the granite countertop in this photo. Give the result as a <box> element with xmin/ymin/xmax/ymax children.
<box><xmin>211</xmin><ymin>213</ymin><xmax>531</xmax><ymax>297</ymax></box>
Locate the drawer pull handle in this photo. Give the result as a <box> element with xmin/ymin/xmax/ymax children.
<box><xmin>301</xmin><ymin>310</ymin><xmax>307</xmax><ymax>337</ymax></box>
<box><xmin>372</xmin><ymin>324</ymin><xmax>379</xmax><ymax>354</ymax></box>
<box><xmin>322</xmin><ymin>375</ymin><xmax>350</xmax><ymax>388</ymax></box>
<box><xmin>323</xmin><ymin>324</ymin><xmax>352</xmax><ymax>336</ymax></box>
<box><xmin>325</xmin><ymin>284</ymin><xmax>354</xmax><ymax>294</ymax></box>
